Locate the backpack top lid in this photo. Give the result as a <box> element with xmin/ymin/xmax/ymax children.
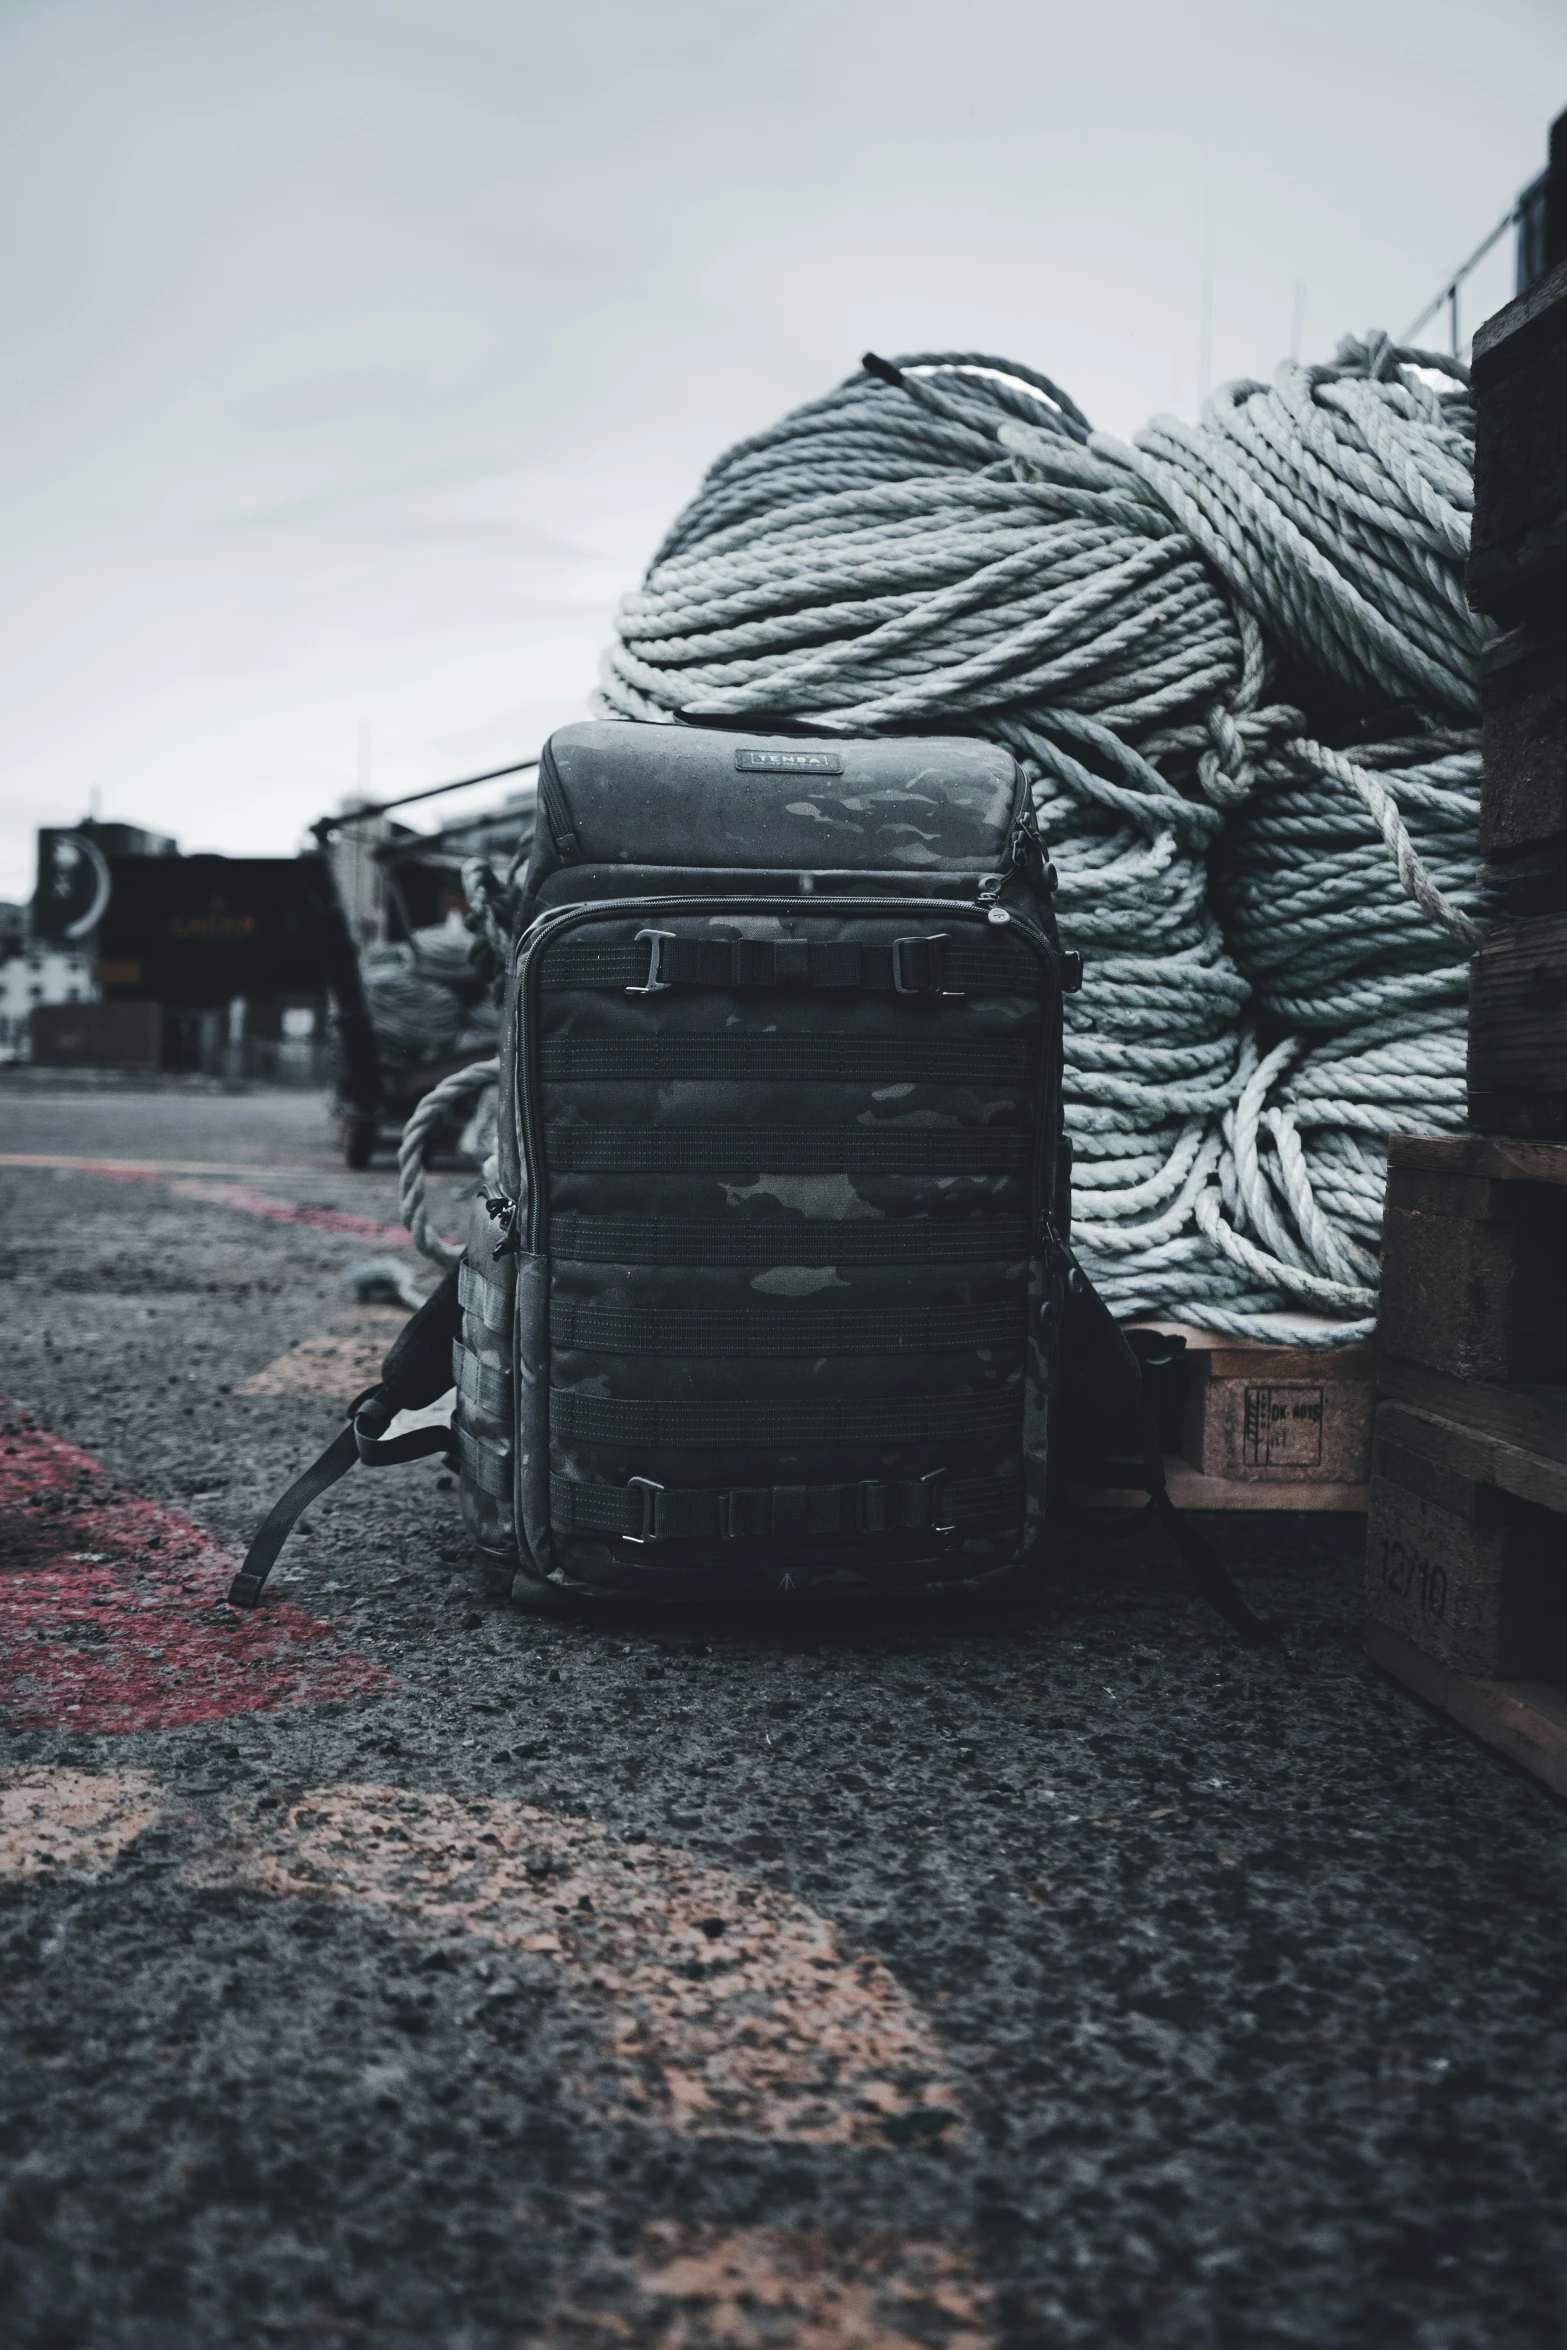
<box><xmin>528</xmin><ymin>721</ymin><xmax>1024</xmax><ymax>898</ymax></box>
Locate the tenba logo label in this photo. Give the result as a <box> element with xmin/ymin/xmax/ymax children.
<box><xmin>734</xmin><ymin>748</ymin><xmax>844</xmax><ymax>775</ymax></box>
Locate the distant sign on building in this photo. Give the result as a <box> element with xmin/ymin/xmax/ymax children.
<box><xmin>94</xmin><ymin>854</ymin><xmax>330</xmax><ymax>1007</ymax></box>
<box><xmin>33</xmin><ymin>830</ymin><xmax>113</xmax><ymax>945</ymax></box>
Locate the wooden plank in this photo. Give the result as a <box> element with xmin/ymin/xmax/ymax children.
<box><xmin>1185</xmin><ymin>1371</ymin><xmax>1371</xmax><ymax>1483</ymax></box>
<box><xmin>1468</xmin><ymin>911</ymin><xmax>1567</xmax><ymax>1094</ymax></box>
<box><xmin>1466</xmin><ymin>1091</ymin><xmax>1567</xmax><ymax>1143</ymax></box>
<box><xmin>1472</xmin><ymin>251</ymin><xmax>1567</xmax><ymax>387</ymax></box>
<box><xmin>1479</xmin><ymin>615</ymin><xmax>1567</xmax><ymax>870</ymax></box>
<box><xmin>1377</xmin><ymin>1357</ymin><xmax>1567</xmax><ymax>1467</ymax></box>
<box><xmin>1365</xmin><ymin>1473</ymin><xmax>1566</xmax><ymax>1678</ymax></box>
<box><xmin>1067</xmin><ymin>1456</ymin><xmax>1367</xmax><ymax>1513</ymax></box>
<box><xmin>1366</xmin><ymin>1619</ymin><xmax>1567</xmax><ymax>1803</ymax></box>
<box><xmin>1483</xmin><ymin>833</ymin><xmax>1567</xmax><ymax>924</ymax></box>
<box><xmin>1376</xmin><ymin>1398</ymin><xmax>1567</xmax><ymax>1517</ymax></box>
<box><xmin>1384</xmin><ymin>1169</ymin><xmax>1509</xmax><ymax>1220</ymax></box>
<box><xmin>1197</xmin><ymin>1346</ymin><xmax>1370</xmax><ymax>1386</ymax></box>
<box><xmin>1124</xmin><ymin>1316</ymin><xmax>1372</xmax><ymax>1377</ymax></box>
<box><xmin>1107</xmin><ymin>1320</ymin><xmax>1375</xmax><ymax>1500</ymax></box>
<box><xmin>1388</xmin><ymin>1133</ymin><xmax>1567</xmax><ymax>1185</ymax></box>
<box><xmin>1468</xmin><ymin>262</ymin><xmax>1567</xmax><ymax>618</ymax></box>
<box><xmin>1377</xmin><ymin>1195</ymin><xmax>1566</xmax><ymax>1383</ymax></box>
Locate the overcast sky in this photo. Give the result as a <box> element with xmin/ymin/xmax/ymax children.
<box><xmin>1</xmin><ymin>0</ymin><xmax>1563</xmax><ymax>900</ymax></box>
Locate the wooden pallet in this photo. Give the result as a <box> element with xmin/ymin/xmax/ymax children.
<box><xmin>1379</xmin><ymin>1134</ymin><xmax>1567</xmax><ymax>1387</ymax></box>
<box><xmin>1069</xmin><ymin>1318</ymin><xmax>1373</xmax><ymax>1512</ymax></box>
<box><xmin>1365</xmin><ymin>1622</ymin><xmax>1567</xmax><ymax>1802</ymax></box>
<box><xmin>1469</xmin><ymin>911</ymin><xmax>1567</xmax><ymax>1139</ymax></box>
<box><xmin>1370</xmin><ymin>1133</ymin><xmax>1567</xmax><ymax>1796</ymax></box>
<box><xmin>1468</xmin><ymin>258</ymin><xmax>1567</xmax><ymax>1135</ymax></box>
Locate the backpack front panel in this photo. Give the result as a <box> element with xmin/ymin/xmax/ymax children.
<box><xmin>509</xmin><ymin>896</ymin><xmax>1059</xmax><ymax>1597</ymax></box>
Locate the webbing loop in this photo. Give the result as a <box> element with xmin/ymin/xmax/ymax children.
<box><xmin>549</xmin><ymin>1385</ymin><xmax>1016</xmax><ymax>1448</ymax></box>
<box><xmin>543</xmin><ymin>931</ymin><xmax>1038</xmax><ymax>999</ymax></box>
<box><xmin>540</xmin><ymin>1035</ymin><xmax>1034</xmax><ymax>1086</ymax></box>
<box><xmin>550</xmin><ymin>1468</ymin><xmax>1021</xmax><ymax>1545</ymax></box>
<box><xmin>549</xmin><ymin>1296</ymin><xmax>1025</xmax><ymax>1357</ymax></box>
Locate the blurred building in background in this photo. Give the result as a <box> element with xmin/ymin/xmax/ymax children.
<box><xmin>14</xmin><ymin>820</ymin><xmax>335</xmax><ymax>1080</ymax></box>
<box><xmin>0</xmin><ymin>918</ymin><xmax>95</xmax><ymax>1063</ymax></box>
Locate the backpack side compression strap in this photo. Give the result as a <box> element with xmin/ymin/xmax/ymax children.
<box><xmin>226</xmin><ymin>1266</ymin><xmax>463</xmax><ymax>1609</ymax></box>
<box><xmin>225</xmin><ymin>1395</ymin><xmax>455</xmax><ymax>1608</ymax></box>
<box><xmin>226</xmin><ymin>1411</ymin><xmax>363</xmax><ymax>1608</ymax></box>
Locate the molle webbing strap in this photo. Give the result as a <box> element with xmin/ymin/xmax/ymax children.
<box><xmin>453</xmin><ymin>1342</ymin><xmax>511</xmax><ymax>1416</ymax></box>
<box><xmin>457</xmin><ymin>1260</ymin><xmax>512</xmax><ymax>1334</ymax></box>
<box><xmin>550</xmin><ymin>1297</ymin><xmax>1024</xmax><ymax>1357</ymax></box>
<box><xmin>548</xmin><ymin>1212</ymin><xmax>1031</xmax><ymax>1265</ymax></box>
<box><xmin>543</xmin><ymin>934</ymin><xmax>1040</xmax><ymax>997</ymax></box>
<box><xmin>545</xmin><ymin>1126</ymin><xmax>1028</xmax><ymax>1176</ymax></box>
<box><xmin>550</xmin><ymin>1469</ymin><xmax>1023</xmax><ymax>1543</ymax></box>
<box><xmin>540</xmin><ymin>1036</ymin><xmax>1034</xmax><ymax>1086</ymax></box>
<box><xmin>459</xmin><ymin>1427</ymin><xmax>512</xmax><ymax>1497</ymax></box>
<box><xmin>550</xmin><ymin>1386</ymin><xmax>1017</xmax><ymax>1448</ymax></box>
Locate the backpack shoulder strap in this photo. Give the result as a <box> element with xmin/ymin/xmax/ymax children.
<box><xmin>226</xmin><ymin>1266</ymin><xmax>463</xmax><ymax>1608</ymax></box>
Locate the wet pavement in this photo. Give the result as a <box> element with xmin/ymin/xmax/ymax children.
<box><xmin>2</xmin><ymin>1078</ymin><xmax>1565</xmax><ymax>2350</ymax></box>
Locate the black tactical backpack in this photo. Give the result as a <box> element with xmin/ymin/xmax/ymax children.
<box><xmin>231</xmin><ymin>721</ymin><xmax>1266</xmax><ymax>1638</ymax></box>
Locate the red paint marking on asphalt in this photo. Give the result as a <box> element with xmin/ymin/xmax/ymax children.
<box><xmin>0</xmin><ymin>1156</ymin><xmax>336</xmax><ymax>1177</ymax></box>
<box><xmin>169</xmin><ymin>1177</ymin><xmax>413</xmax><ymax>1247</ymax></box>
<box><xmin>73</xmin><ymin>1166</ymin><xmax>412</xmax><ymax>1249</ymax></box>
<box><xmin>0</xmin><ymin>1408</ymin><xmax>389</xmax><ymax>1734</ymax></box>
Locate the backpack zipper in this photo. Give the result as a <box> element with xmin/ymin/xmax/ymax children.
<box><xmin>535</xmin><ymin>743</ymin><xmax>584</xmax><ymax>862</ymax></box>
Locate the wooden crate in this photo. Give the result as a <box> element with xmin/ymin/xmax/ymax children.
<box><xmin>1378</xmin><ymin>1135</ymin><xmax>1567</xmax><ymax>1384</ymax></box>
<box><xmin>1367</xmin><ymin>1400</ymin><xmax>1567</xmax><ymax>1676</ymax></box>
<box><xmin>1469</xmin><ymin>911</ymin><xmax>1567</xmax><ymax>1140</ymax></box>
<box><xmin>1370</xmin><ymin>1132</ymin><xmax>1567</xmax><ymax>1796</ymax></box>
<box><xmin>1478</xmin><ymin>612</ymin><xmax>1567</xmax><ymax>923</ymax></box>
<box><xmin>1468</xmin><ymin>255</ymin><xmax>1567</xmax><ymax>621</ymax></box>
<box><xmin>1070</xmin><ymin>1319</ymin><xmax>1373</xmax><ymax>1511</ymax></box>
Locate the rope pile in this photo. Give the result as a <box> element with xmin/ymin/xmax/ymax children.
<box><xmin>598</xmin><ymin>339</ymin><xmax>1489</xmax><ymax>1341</ymax></box>
<box><xmin>361</xmin><ymin>917</ymin><xmax>499</xmax><ymax>1070</ymax></box>
<box><xmin>398</xmin><ymin>1056</ymin><xmax>500</xmax><ymax>1267</ymax></box>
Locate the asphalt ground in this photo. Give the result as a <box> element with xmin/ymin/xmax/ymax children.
<box><xmin>3</xmin><ymin>1080</ymin><xmax>1566</xmax><ymax>2350</ymax></box>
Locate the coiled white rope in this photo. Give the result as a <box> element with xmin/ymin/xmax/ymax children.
<box><xmin>596</xmin><ymin>341</ymin><xmax>1486</xmax><ymax>1343</ymax></box>
<box><xmin>398</xmin><ymin>1058</ymin><xmax>500</xmax><ymax>1269</ymax></box>
<box><xmin>1113</xmin><ymin>333</ymin><xmax>1479</xmax><ymax>720</ymax></box>
<box><xmin>361</xmin><ymin>919</ymin><xmax>500</xmax><ymax>1069</ymax></box>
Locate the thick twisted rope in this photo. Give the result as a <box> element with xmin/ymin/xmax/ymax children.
<box><xmin>1110</xmin><ymin>334</ymin><xmax>1481</xmax><ymax>719</ymax></box>
<box><xmin>398</xmin><ymin>1058</ymin><xmax>500</xmax><ymax>1269</ymax></box>
<box><xmin>600</xmin><ymin>342</ymin><xmax>1485</xmax><ymax>1343</ymax></box>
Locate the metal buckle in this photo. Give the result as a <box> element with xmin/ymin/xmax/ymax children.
<box><xmin>627</xmin><ymin>930</ymin><xmax>675</xmax><ymax>996</ymax></box>
<box><xmin>891</xmin><ymin>933</ymin><xmax>960</xmax><ymax>996</ymax></box>
<box><xmin>623</xmin><ymin>1475</ymin><xmax>664</xmax><ymax>1543</ymax></box>
<box><xmin>891</xmin><ymin>934</ymin><xmax>930</xmax><ymax>995</ymax></box>
<box><xmin>854</xmin><ymin>1479</ymin><xmax>888</xmax><ymax>1534</ymax></box>
<box><xmin>920</xmin><ymin>1467</ymin><xmax>956</xmax><ymax>1533</ymax></box>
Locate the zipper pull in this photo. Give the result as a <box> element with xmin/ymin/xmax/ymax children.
<box><xmin>485</xmin><ymin>1193</ymin><xmax>521</xmax><ymax>1259</ymax></box>
<box><xmin>1007</xmin><ymin>803</ymin><xmax>1051</xmax><ymax>885</ymax></box>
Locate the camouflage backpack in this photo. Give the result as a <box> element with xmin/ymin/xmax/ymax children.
<box><xmin>232</xmin><ymin>721</ymin><xmax>1265</xmax><ymax>1639</ymax></box>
